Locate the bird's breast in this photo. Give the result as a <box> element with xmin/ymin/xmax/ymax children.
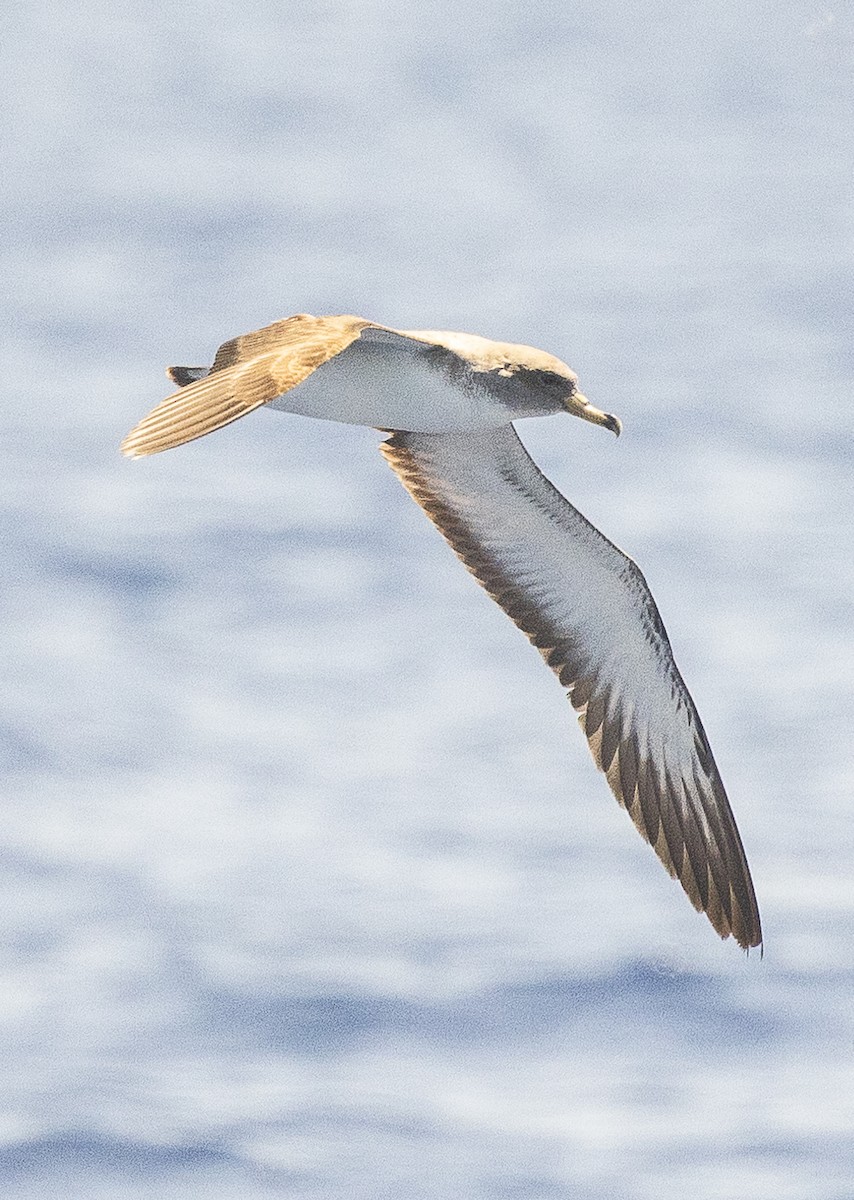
<box><xmin>265</xmin><ymin>341</ymin><xmax>529</xmax><ymax>433</ymax></box>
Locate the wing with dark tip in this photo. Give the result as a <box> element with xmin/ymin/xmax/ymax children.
<box><xmin>381</xmin><ymin>425</ymin><xmax>762</xmax><ymax>949</ymax></box>
<box><xmin>121</xmin><ymin>313</ymin><xmax>372</xmax><ymax>458</ymax></box>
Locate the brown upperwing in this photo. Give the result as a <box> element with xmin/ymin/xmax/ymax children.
<box><xmin>120</xmin><ymin>313</ymin><xmax>372</xmax><ymax>458</ymax></box>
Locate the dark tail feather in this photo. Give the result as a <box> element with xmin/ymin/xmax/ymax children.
<box><xmin>166</xmin><ymin>366</ymin><xmax>210</xmax><ymax>387</ymax></box>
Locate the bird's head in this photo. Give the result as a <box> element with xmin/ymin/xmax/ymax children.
<box><xmin>506</xmin><ymin>347</ymin><xmax>622</xmax><ymax>436</ymax></box>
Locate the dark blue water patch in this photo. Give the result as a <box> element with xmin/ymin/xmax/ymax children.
<box><xmin>762</xmin><ymin>273</ymin><xmax>854</xmax><ymax>338</ymax></box>
<box><xmin>8</xmin><ymin>195</ymin><xmax>302</xmax><ymax>257</ymax></box>
<box><xmin>198</xmin><ymin>989</ymin><xmax>413</xmax><ymax>1056</ymax></box>
<box><xmin>0</xmin><ymin>720</ymin><xmax>47</xmax><ymax>771</ymax></box>
<box><xmin>0</xmin><ymin>728</ymin><xmax>81</xmax><ymax>777</ymax></box>
<box><xmin>463</xmin><ymin>963</ymin><xmax>777</xmax><ymax>1048</ymax></box>
<box><xmin>402</xmin><ymin>48</ymin><xmax>476</xmax><ymax>106</ymax></box>
<box><xmin>740</xmin><ymin>1130</ymin><xmax>854</xmax><ymax>1166</ymax></box>
<box><xmin>484</xmin><ymin>1176</ymin><xmax>581</xmax><ymax>1200</ymax></box>
<box><xmin>41</xmin><ymin>549</ymin><xmax>176</xmax><ymax>601</ymax></box>
<box><xmin>165</xmin><ymin>71</ymin><xmax>335</xmax><ymax>138</ymax></box>
<box><xmin>192</xmin><ymin>522</ymin><xmax>380</xmax><ymax>560</ymax></box>
<box><xmin>277</xmin><ymin>1104</ymin><xmax>438</xmax><ymax>1144</ymax></box>
<box><xmin>826</xmin><ymin>343</ymin><xmax>854</xmax><ymax>378</ymax></box>
<box><xmin>195</xmin><ymin>961</ymin><xmax>779</xmax><ymax>1057</ymax></box>
<box><xmin>13</xmin><ymin>316</ymin><xmax>109</xmax><ymax>355</ymax></box>
<box><xmin>674</xmin><ymin>1131</ymin><xmax>854</xmax><ymax>1191</ymax></box>
<box><xmin>0</xmin><ymin>1132</ymin><xmax>235</xmax><ymax>1179</ymax></box>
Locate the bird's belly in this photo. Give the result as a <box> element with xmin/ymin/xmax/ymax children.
<box><xmin>265</xmin><ymin>343</ymin><xmax>508</xmax><ymax>432</ymax></box>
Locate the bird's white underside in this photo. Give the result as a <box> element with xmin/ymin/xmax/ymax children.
<box><xmin>266</xmin><ymin>327</ymin><xmax>560</xmax><ymax>432</ymax></box>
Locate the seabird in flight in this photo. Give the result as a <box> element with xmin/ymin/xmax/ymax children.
<box><xmin>121</xmin><ymin>313</ymin><xmax>762</xmax><ymax>950</ymax></box>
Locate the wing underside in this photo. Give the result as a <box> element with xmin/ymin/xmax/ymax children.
<box><xmin>381</xmin><ymin>425</ymin><xmax>762</xmax><ymax>949</ymax></box>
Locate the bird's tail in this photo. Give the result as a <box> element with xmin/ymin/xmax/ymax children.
<box><xmin>166</xmin><ymin>366</ymin><xmax>210</xmax><ymax>387</ymax></box>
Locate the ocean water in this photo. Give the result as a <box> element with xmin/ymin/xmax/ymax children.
<box><xmin>1</xmin><ymin>2</ymin><xmax>853</xmax><ymax>1196</ymax></box>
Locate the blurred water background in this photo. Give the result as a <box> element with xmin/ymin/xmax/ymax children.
<box><xmin>2</xmin><ymin>2</ymin><xmax>853</xmax><ymax>1196</ymax></box>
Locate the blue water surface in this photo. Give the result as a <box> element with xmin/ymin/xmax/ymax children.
<box><xmin>1</xmin><ymin>3</ymin><xmax>852</xmax><ymax>1196</ymax></box>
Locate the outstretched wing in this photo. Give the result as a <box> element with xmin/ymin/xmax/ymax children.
<box><xmin>120</xmin><ymin>313</ymin><xmax>372</xmax><ymax>458</ymax></box>
<box><xmin>381</xmin><ymin>425</ymin><xmax>762</xmax><ymax>949</ymax></box>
